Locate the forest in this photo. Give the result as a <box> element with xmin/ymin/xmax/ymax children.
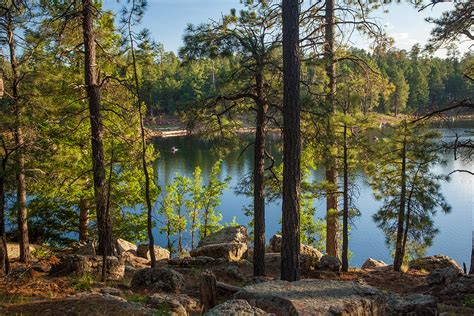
<box><xmin>0</xmin><ymin>0</ymin><xmax>473</xmax><ymax>315</ymax></box>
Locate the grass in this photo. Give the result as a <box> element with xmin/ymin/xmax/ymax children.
<box><xmin>126</xmin><ymin>294</ymin><xmax>147</xmax><ymax>304</ymax></box>
<box><xmin>72</xmin><ymin>274</ymin><xmax>94</xmax><ymax>291</ymax></box>
<box><xmin>462</xmin><ymin>294</ymin><xmax>474</xmax><ymax>308</ymax></box>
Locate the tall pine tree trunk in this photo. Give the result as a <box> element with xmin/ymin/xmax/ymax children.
<box><xmin>127</xmin><ymin>11</ymin><xmax>157</xmax><ymax>268</ymax></box>
<box><xmin>324</xmin><ymin>0</ymin><xmax>339</xmax><ymax>258</ymax></box>
<box><xmin>341</xmin><ymin>120</ymin><xmax>349</xmax><ymax>272</ymax></box>
<box><xmin>0</xmin><ymin>152</ymin><xmax>10</xmax><ymax>274</ymax></box>
<box><xmin>81</xmin><ymin>0</ymin><xmax>112</xmax><ymax>257</ymax></box>
<box><xmin>253</xmin><ymin>71</ymin><xmax>267</xmax><ymax>277</ymax></box>
<box><xmin>393</xmin><ymin>131</ymin><xmax>407</xmax><ymax>272</ymax></box>
<box><xmin>79</xmin><ymin>198</ymin><xmax>89</xmax><ymax>243</ymax></box>
<box><xmin>6</xmin><ymin>14</ymin><xmax>29</xmax><ymax>263</ymax></box>
<box><xmin>281</xmin><ymin>0</ymin><xmax>301</xmax><ymax>282</ymax></box>
<box><xmin>470</xmin><ymin>231</ymin><xmax>474</xmax><ymax>275</ymax></box>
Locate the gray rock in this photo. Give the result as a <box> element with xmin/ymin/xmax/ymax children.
<box><xmin>131</xmin><ymin>268</ymin><xmax>185</xmax><ymax>293</ymax></box>
<box><xmin>74</xmin><ymin>241</ymin><xmax>96</xmax><ymax>256</ymax></box>
<box><xmin>50</xmin><ymin>254</ymin><xmax>125</xmax><ymax>281</ymax></box>
<box><xmin>137</xmin><ymin>244</ymin><xmax>170</xmax><ymax>261</ymax></box>
<box><xmin>318</xmin><ymin>255</ymin><xmax>342</xmax><ymax>272</ymax></box>
<box><xmin>361</xmin><ymin>258</ymin><xmax>388</xmax><ymax>269</ymax></box>
<box><xmin>100</xmin><ymin>287</ymin><xmax>123</xmax><ymax>297</ymax></box>
<box><xmin>226</xmin><ymin>265</ymin><xmax>244</xmax><ymax>281</ymax></box>
<box><xmin>427</xmin><ymin>266</ymin><xmax>463</xmax><ymax>286</ymax></box>
<box><xmin>234</xmin><ymin>279</ymin><xmax>437</xmax><ymax>315</ymax></box>
<box><xmin>190</xmin><ymin>242</ymin><xmax>247</xmax><ymax>261</ymax></box>
<box><xmin>147</xmin><ymin>293</ymin><xmax>198</xmax><ymax>312</ymax></box>
<box><xmin>146</xmin><ymin>295</ymin><xmax>187</xmax><ymax>316</ymax></box>
<box><xmin>168</xmin><ymin>255</ymin><xmax>215</xmax><ymax>267</ymax></box>
<box><xmin>114</xmin><ymin>238</ymin><xmax>137</xmax><ymax>255</ymax></box>
<box><xmin>268</xmin><ymin>234</ymin><xmax>323</xmax><ymax>260</ymax></box>
<box><xmin>408</xmin><ymin>255</ymin><xmax>462</xmax><ymax>272</ymax></box>
<box><xmin>205</xmin><ymin>299</ymin><xmax>268</xmax><ymax>316</ymax></box>
<box><xmin>198</xmin><ymin>226</ymin><xmax>249</xmax><ymax>247</ymax></box>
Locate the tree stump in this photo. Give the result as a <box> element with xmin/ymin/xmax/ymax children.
<box><xmin>200</xmin><ymin>269</ymin><xmax>217</xmax><ymax>313</ymax></box>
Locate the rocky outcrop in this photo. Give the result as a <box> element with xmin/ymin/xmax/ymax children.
<box><xmin>318</xmin><ymin>255</ymin><xmax>342</xmax><ymax>272</ymax></box>
<box><xmin>50</xmin><ymin>254</ymin><xmax>125</xmax><ymax>280</ymax></box>
<box><xmin>205</xmin><ymin>299</ymin><xmax>267</xmax><ymax>316</ymax></box>
<box><xmin>233</xmin><ymin>279</ymin><xmax>437</xmax><ymax>315</ymax></box>
<box><xmin>190</xmin><ymin>226</ymin><xmax>250</xmax><ymax>261</ymax></box>
<box><xmin>427</xmin><ymin>266</ymin><xmax>463</xmax><ymax>286</ymax></box>
<box><xmin>114</xmin><ymin>238</ymin><xmax>137</xmax><ymax>255</ymax></box>
<box><xmin>146</xmin><ymin>294</ymin><xmax>187</xmax><ymax>316</ymax></box>
<box><xmin>198</xmin><ymin>226</ymin><xmax>249</xmax><ymax>247</ymax></box>
<box><xmin>361</xmin><ymin>258</ymin><xmax>388</xmax><ymax>270</ymax></box>
<box><xmin>136</xmin><ymin>244</ymin><xmax>170</xmax><ymax>261</ymax></box>
<box><xmin>74</xmin><ymin>241</ymin><xmax>96</xmax><ymax>256</ymax></box>
<box><xmin>269</xmin><ymin>234</ymin><xmax>323</xmax><ymax>259</ymax></box>
<box><xmin>408</xmin><ymin>255</ymin><xmax>461</xmax><ymax>272</ymax></box>
<box><xmin>168</xmin><ymin>256</ymin><xmax>215</xmax><ymax>267</ymax></box>
<box><xmin>131</xmin><ymin>268</ymin><xmax>185</xmax><ymax>294</ymax></box>
<box><xmin>190</xmin><ymin>243</ymin><xmax>247</xmax><ymax>261</ymax></box>
<box><xmin>121</xmin><ymin>251</ymin><xmax>150</xmax><ymax>268</ymax></box>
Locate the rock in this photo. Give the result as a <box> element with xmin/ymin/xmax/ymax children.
<box><xmin>121</xmin><ymin>251</ymin><xmax>150</xmax><ymax>268</ymax></box>
<box><xmin>74</xmin><ymin>241</ymin><xmax>97</xmax><ymax>256</ymax></box>
<box><xmin>408</xmin><ymin>255</ymin><xmax>461</xmax><ymax>272</ymax></box>
<box><xmin>205</xmin><ymin>299</ymin><xmax>267</xmax><ymax>316</ymax></box>
<box><xmin>114</xmin><ymin>238</ymin><xmax>137</xmax><ymax>255</ymax></box>
<box><xmin>268</xmin><ymin>234</ymin><xmax>323</xmax><ymax>260</ymax></box>
<box><xmin>147</xmin><ymin>293</ymin><xmax>198</xmax><ymax>312</ymax></box>
<box><xmin>137</xmin><ymin>244</ymin><xmax>170</xmax><ymax>261</ymax></box>
<box><xmin>168</xmin><ymin>256</ymin><xmax>215</xmax><ymax>267</ymax></box>
<box><xmin>198</xmin><ymin>226</ymin><xmax>249</xmax><ymax>247</ymax></box>
<box><xmin>7</xmin><ymin>268</ymin><xmax>35</xmax><ymax>281</ymax></box>
<box><xmin>438</xmin><ymin>274</ymin><xmax>474</xmax><ymax>298</ymax></box>
<box><xmin>50</xmin><ymin>254</ymin><xmax>125</xmax><ymax>281</ymax></box>
<box><xmin>318</xmin><ymin>255</ymin><xmax>342</xmax><ymax>272</ymax></box>
<box><xmin>31</xmin><ymin>260</ymin><xmax>51</xmax><ymax>273</ymax></box>
<box><xmin>190</xmin><ymin>243</ymin><xmax>247</xmax><ymax>261</ymax></box>
<box><xmin>100</xmin><ymin>287</ymin><xmax>123</xmax><ymax>297</ymax></box>
<box><xmin>146</xmin><ymin>295</ymin><xmax>187</xmax><ymax>316</ymax></box>
<box><xmin>361</xmin><ymin>258</ymin><xmax>388</xmax><ymax>269</ymax></box>
<box><xmin>427</xmin><ymin>266</ymin><xmax>463</xmax><ymax>286</ymax></box>
<box><xmin>387</xmin><ymin>293</ymin><xmax>438</xmax><ymax>315</ymax></box>
<box><xmin>234</xmin><ymin>279</ymin><xmax>437</xmax><ymax>315</ymax></box>
<box><xmin>131</xmin><ymin>268</ymin><xmax>185</xmax><ymax>293</ymax></box>
<box><xmin>226</xmin><ymin>265</ymin><xmax>244</xmax><ymax>281</ymax></box>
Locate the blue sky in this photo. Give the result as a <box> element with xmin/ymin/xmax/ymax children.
<box><xmin>102</xmin><ymin>0</ymin><xmax>471</xmax><ymax>57</ymax></box>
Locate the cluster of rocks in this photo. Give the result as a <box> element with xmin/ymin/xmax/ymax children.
<box><xmin>50</xmin><ymin>254</ymin><xmax>125</xmax><ymax>280</ymax></box>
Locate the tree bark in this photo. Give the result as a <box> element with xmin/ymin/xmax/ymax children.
<box><xmin>79</xmin><ymin>198</ymin><xmax>89</xmax><ymax>243</ymax></box>
<box><xmin>281</xmin><ymin>0</ymin><xmax>301</xmax><ymax>282</ymax></box>
<box><xmin>324</xmin><ymin>0</ymin><xmax>339</xmax><ymax>259</ymax></box>
<box><xmin>199</xmin><ymin>270</ymin><xmax>217</xmax><ymax>313</ymax></box>
<box><xmin>253</xmin><ymin>71</ymin><xmax>267</xmax><ymax>277</ymax></box>
<box><xmin>341</xmin><ymin>120</ymin><xmax>349</xmax><ymax>272</ymax></box>
<box><xmin>470</xmin><ymin>231</ymin><xmax>474</xmax><ymax>275</ymax></box>
<box><xmin>6</xmin><ymin>12</ymin><xmax>29</xmax><ymax>263</ymax></box>
<box><xmin>393</xmin><ymin>130</ymin><xmax>407</xmax><ymax>272</ymax></box>
<box><xmin>81</xmin><ymin>0</ymin><xmax>112</xmax><ymax>256</ymax></box>
<box><xmin>0</xmin><ymin>152</ymin><xmax>10</xmax><ymax>274</ymax></box>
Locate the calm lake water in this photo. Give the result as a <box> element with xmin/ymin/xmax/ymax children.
<box><xmin>151</xmin><ymin>125</ymin><xmax>473</xmax><ymax>268</ymax></box>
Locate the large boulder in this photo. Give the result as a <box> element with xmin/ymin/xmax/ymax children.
<box><xmin>234</xmin><ymin>279</ymin><xmax>437</xmax><ymax>315</ymax></box>
<box><xmin>121</xmin><ymin>251</ymin><xmax>150</xmax><ymax>268</ymax></box>
<box><xmin>408</xmin><ymin>255</ymin><xmax>461</xmax><ymax>272</ymax></box>
<box><xmin>268</xmin><ymin>234</ymin><xmax>323</xmax><ymax>259</ymax></box>
<box><xmin>74</xmin><ymin>241</ymin><xmax>96</xmax><ymax>256</ymax></box>
<box><xmin>318</xmin><ymin>255</ymin><xmax>342</xmax><ymax>272</ymax></box>
<box><xmin>427</xmin><ymin>266</ymin><xmax>464</xmax><ymax>286</ymax></box>
<box><xmin>137</xmin><ymin>244</ymin><xmax>170</xmax><ymax>261</ymax></box>
<box><xmin>131</xmin><ymin>268</ymin><xmax>185</xmax><ymax>294</ymax></box>
<box><xmin>198</xmin><ymin>226</ymin><xmax>249</xmax><ymax>247</ymax></box>
<box><xmin>147</xmin><ymin>293</ymin><xmax>198</xmax><ymax>313</ymax></box>
<box><xmin>50</xmin><ymin>254</ymin><xmax>124</xmax><ymax>281</ymax></box>
<box><xmin>168</xmin><ymin>256</ymin><xmax>215</xmax><ymax>267</ymax></box>
<box><xmin>205</xmin><ymin>299</ymin><xmax>267</xmax><ymax>316</ymax></box>
<box><xmin>190</xmin><ymin>243</ymin><xmax>247</xmax><ymax>261</ymax></box>
<box><xmin>114</xmin><ymin>238</ymin><xmax>137</xmax><ymax>255</ymax></box>
<box><xmin>361</xmin><ymin>258</ymin><xmax>388</xmax><ymax>270</ymax></box>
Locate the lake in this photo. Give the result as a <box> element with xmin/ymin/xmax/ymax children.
<box><xmin>151</xmin><ymin>126</ymin><xmax>473</xmax><ymax>268</ymax></box>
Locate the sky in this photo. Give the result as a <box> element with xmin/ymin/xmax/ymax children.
<box><xmin>102</xmin><ymin>0</ymin><xmax>471</xmax><ymax>57</ymax></box>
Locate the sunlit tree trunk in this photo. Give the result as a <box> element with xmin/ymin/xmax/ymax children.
<box><xmin>281</xmin><ymin>0</ymin><xmax>301</xmax><ymax>282</ymax></box>
<box><xmin>81</xmin><ymin>0</ymin><xmax>113</xmax><ymax>256</ymax></box>
<box><xmin>324</xmin><ymin>0</ymin><xmax>339</xmax><ymax>258</ymax></box>
<box><xmin>79</xmin><ymin>198</ymin><xmax>89</xmax><ymax>243</ymax></box>
<box><xmin>6</xmin><ymin>11</ymin><xmax>29</xmax><ymax>263</ymax></box>
<box><xmin>253</xmin><ymin>70</ymin><xmax>267</xmax><ymax>277</ymax></box>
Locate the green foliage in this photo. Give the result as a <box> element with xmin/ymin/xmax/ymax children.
<box><xmin>72</xmin><ymin>274</ymin><xmax>94</xmax><ymax>291</ymax></box>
